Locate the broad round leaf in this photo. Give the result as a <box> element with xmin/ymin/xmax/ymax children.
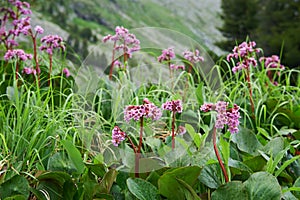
<box><xmin>244</xmin><ymin>172</ymin><xmax>281</xmax><ymax>200</ymax></box>
<box><xmin>127</xmin><ymin>178</ymin><xmax>159</xmax><ymax>200</ymax></box>
<box><xmin>211</xmin><ymin>181</ymin><xmax>248</xmax><ymax>200</ymax></box>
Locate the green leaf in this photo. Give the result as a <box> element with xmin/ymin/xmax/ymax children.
<box><xmin>263</xmin><ymin>137</ymin><xmax>285</xmax><ymax>157</ymax></box>
<box><xmin>0</xmin><ymin>175</ymin><xmax>30</xmax><ymax>199</ymax></box>
<box><xmin>98</xmin><ymin>168</ymin><xmax>118</xmax><ymax>194</ymax></box>
<box><xmin>127</xmin><ymin>178</ymin><xmax>159</xmax><ymax>200</ymax></box>
<box><xmin>3</xmin><ymin>195</ymin><xmax>27</xmax><ymax>200</ymax></box>
<box><xmin>185</xmin><ymin>123</ymin><xmax>201</xmax><ymax>148</ymax></box>
<box><xmin>293</xmin><ymin>177</ymin><xmax>300</xmax><ymax>198</ymax></box>
<box><xmin>228</xmin><ymin>158</ymin><xmax>253</xmax><ymax>173</ymax></box>
<box><xmin>176</xmin><ymin>178</ymin><xmax>201</xmax><ymax>200</ymax></box>
<box><xmin>211</xmin><ymin>181</ymin><xmax>248</xmax><ymax>200</ymax></box>
<box><xmin>199</xmin><ymin>164</ymin><xmax>222</xmax><ymax>189</ymax></box>
<box><xmin>244</xmin><ymin>172</ymin><xmax>281</xmax><ymax>200</ymax></box>
<box><xmin>36</xmin><ymin>171</ymin><xmax>75</xmax><ymax>200</ymax></box>
<box><xmin>61</xmin><ymin>140</ymin><xmax>85</xmax><ymax>174</ymax></box>
<box><xmin>243</xmin><ymin>156</ymin><xmax>266</xmax><ymax>172</ymax></box>
<box><xmin>63</xmin><ymin>179</ymin><xmax>77</xmax><ymax>199</ymax></box>
<box><xmin>220</xmin><ymin>135</ymin><xmax>230</xmax><ymax>167</ymax></box>
<box><xmin>158</xmin><ymin>166</ymin><xmax>201</xmax><ymax>200</ymax></box>
<box><xmin>86</xmin><ymin>162</ymin><xmax>107</xmax><ymax>178</ymax></box>
<box><xmin>138</xmin><ymin>158</ymin><xmax>166</xmax><ymax>173</ymax></box>
<box><xmin>231</xmin><ymin>128</ymin><xmax>263</xmax><ymax>155</ymax></box>
<box><xmin>275</xmin><ymin>155</ymin><xmax>300</xmax><ymax>177</ymax></box>
<box><xmin>195</xmin><ymin>82</ymin><xmax>204</xmax><ymax>105</ymax></box>
<box><xmin>93</xmin><ymin>193</ymin><xmax>114</xmax><ymax>200</ymax></box>
<box><xmin>257</xmin><ymin>127</ymin><xmax>272</xmax><ymax>140</ymax></box>
<box><xmin>47</xmin><ymin>152</ymin><xmax>77</xmax><ymax>173</ymax></box>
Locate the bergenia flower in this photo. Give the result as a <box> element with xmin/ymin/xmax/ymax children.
<box><xmin>162</xmin><ymin>99</ymin><xmax>183</xmax><ymax>113</ymax></box>
<box><xmin>226</xmin><ymin>41</ymin><xmax>261</xmax><ymax>73</ymax></box>
<box><xmin>226</xmin><ymin>104</ymin><xmax>240</xmax><ymax>134</ymax></box>
<box><xmin>215</xmin><ymin>101</ymin><xmax>228</xmax><ymax>129</ymax></box>
<box><xmin>22</xmin><ymin>67</ymin><xmax>33</xmax><ymax>74</ymax></box>
<box><xmin>157</xmin><ymin>47</ymin><xmax>175</xmax><ymax>63</ymax></box>
<box><xmin>62</xmin><ymin>68</ymin><xmax>70</xmax><ymax>77</ymax></box>
<box><xmin>259</xmin><ymin>55</ymin><xmax>285</xmax><ymax>86</ymax></box>
<box><xmin>177</xmin><ymin>125</ymin><xmax>186</xmax><ymax>135</ymax></box>
<box><xmin>112</xmin><ymin>126</ymin><xmax>126</xmax><ymax>147</ymax></box>
<box><xmin>34</xmin><ymin>25</ymin><xmax>44</xmax><ymax>35</ymax></box>
<box><xmin>40</xmin><ymin>35</ymin><xmax>65</xmax><ymax>55</ymax></box>
<box><xmin>259</xmin><ymin>55</ymin><xmax>284</xmax><ymax>70</ymax></box>
<box><xmin>124</xmin><ymin>98</ymin><xmax>162</xmax><ymax>122</ymax></box>
<box><xmin>183</xmin><ymin>49</ymin><xmax>204</xmax><ymax>63</ymax></box>
<box><xmin>201</xmin><ymin>101</ymin><xmax>240</xmax><ymax>134</ymax></box>
<box><xmin>170</xmin><ymin>64</ymin><xmax>185</xmax><ymax>70</ymax></box>
<box><xmin>102</xmin><ymin>26</ymin><xmax>140</xmax><ymax>57</ymax></box>
<box><xmin>11</xmin><ymin>0</ymin><xmax>32</xmax><ymax>15</ymax></box>
<box><xmin>4</xmin><ymin>49</ymin><xmax>32</xmax><ymax>61</ymax></box>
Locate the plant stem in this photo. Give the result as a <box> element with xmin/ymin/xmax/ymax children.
<box><xmin>109</xmin><ymin>41</ymin><xmax>116</xmax><ymax>80</ymax></box>
<box><xmin>245</xmin><ymin>69</ymin><xmax>255</xmax><ymax>118</ymax></box>
<box><xmin>188</xmin><ymin>63</ymin><xmax>192</xmax><ymax>74</ymax></box>
<box><xmin>15</xmin><ymin>61</ymin><xmax>19</xmax><ymax>80</ymax></box>
<box><xmin>183</xmin><ymin>64</ymin><xmax>193</xmax><ymax>103</ymax></box>
<box><xmin>212</xmin><ymin>126</ymin><xmax>229</xmax><ymax>183</ymax></box>
<box><xmin>171</xmin><ymin>110</ymin><xmax>175</xmax><ymax>150</ymax></box>
<box><xmin>48</xmin><ymin>54</ymin><xmax>52</xmax><ymax>86</ymax></box>
<box><xmin>31</xmin><ymin>34</ymin><xmax>40</xmax><ymax>86</ymax></box>
<box><xmin>126</xmin><ymin>135</ymin><xmax>137</xmax><ymax>154</ymax></box>
<box><xmin>135</xmin><ymin>116</ymin><xmax>144</xmax><ymax>178</ymax></box>
<box><xmin>123</xmin><ymin>41</ymin><xmax>127</xmax><ymax>71</ymax></box>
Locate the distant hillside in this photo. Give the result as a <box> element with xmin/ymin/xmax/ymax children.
<box><xmin>30</xmin><ymin>0</ymin><xmax>225</xmax><ymax>59</ymax></box>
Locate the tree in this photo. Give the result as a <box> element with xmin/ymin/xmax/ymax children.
<box><xmin>256</xmin><ymin>0</ymin><xmax>300</xmax><ymax>68</ymax></box>
<box><xmin>217</xmin><ymin>0</ymin><xmax>259</xmax><ymax>51</ymax></box>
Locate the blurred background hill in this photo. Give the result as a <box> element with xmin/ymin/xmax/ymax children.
<box><xmin>20</xmin><ymin>0</ymin><xmax>300</xmax><ymax>68</ymax></box>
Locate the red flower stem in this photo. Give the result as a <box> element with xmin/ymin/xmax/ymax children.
<box><xmin>212</xmin><ymin>126</ymin><xmax>229</xmax><ymax>183</ymax></box>
<box><xmin>245</xmin><ymin>69</ymin><xmax>255</xmax><ymax>118</ymax></box>
<box><xmin>126</xmin><ymin>135</ymin><xmax>137</xmax><ymax>154</ymax></box>
<box><xmin>109</xmin><ymin>41</ymin><xmax>116</xmax><ymax>80</ymax></box>
<box><xmin>183</xmin><ymin>63</ymin><xmax>193</xmax><ymax>102</ymax></box>
<box><xmin>171</xmin><ymin>110</ymin><xmax>175</xmax><ymax>150</ymax></box>
<box><xmin>138</xmin><ymin>116</ymin><xmax>144</xmax><ymax>153</ymax></box>
<box><xmin>123</xmin><ymin>41</ymin><xmax>127</xmax><ymax>71</ymax></box>
<box><xmin>135</xmin><ymin>116</ymin><xmax>144</xmax><ymax>178</ymax></box>
<box><xmin>48</xmin><ymin>54</ymin><xmax>52</xmax><ymax>86</ymax></box>
<box><xmin>31</xmin><ymin>34</ymin><xmax>40</xmax><ymax>86</ymax></box>
<box><xmin>188</xmin><ymin>63</ymin><xmax>192</xmax><ymax>74</ymax></box>
<box><xmin>15</xmin><ymin>61</ymin><xmax>19</xmax><ymax>80</ymax></box>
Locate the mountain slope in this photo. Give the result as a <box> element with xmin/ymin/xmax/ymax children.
<box><xmin>31</xmin><ymin>0</ymin><xmax>224</xmax><ymax>57</ymax></box>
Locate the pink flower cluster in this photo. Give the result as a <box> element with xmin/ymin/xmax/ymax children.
<box><xmin>124</xmin><ymin>98</ymin><xmax>162</xmax><ymax>122</ymax></box>
<box><xmin>162</xmin><ymin>99</ymin><xmax>183</xmax><ymax>113</ymax></box>
<box><xmin>227</xmin><ymin>41</ymin><xmax>261</xmax><ymax>73</ymax></box>
<box><xmin>62</xmin><ymin>68</ymin><xmax>70</xmax><ymax>77</ymax></box>
<box><xmin>183</xmin><ymin>49</ymin><xmax>204</xmax><ymax>63</ymax></box>
<box><xmin>170</xmin><ymin>64</ymin><xmax>185</xmax><ymax>70</ymax></box>
<box><xmin>12</xmin><ymin>16</ymin><xmax>31</xmax><ymax>36</ymax></box>
<box><xmin>22</xmin><ymin>67</ymin><xmax>40</xmax><ymax>75</ymax></box>
<box><xmin>259</xmin><ymin>55</ymin><xmax>285</xmax><ymax>86</ymax></box>
<box><xmin>200</xmin><ymin>101</ymin><xmax>240</xmax><ymax>134</ymax></box>
<box><xmin>112</xmin><ymin>126</ymin><xmax>126</xmax><ymax>147</ymax></box>
<box><xmin>177</xmin><ymin>125</ymin><xmax>186</xmax><ymax>135</ymax></box>
<box><xmin>40</xmin><ymin>35</ymin><xmax>65</xmax><ymax>55</ymax></box>
<box><xmin>102</xmin><ymin>26</ymin><xmax>140</xmax><ymax>57</ymax></box>
<box><xmin>1</xmin><ymin>0</ymin><xmax>43</xmax><ymax>49</ymax></box>
<box><xmin>259</xmin><ymin>55</ymin><xmax>285</xmax><ymax>70</ymax></box>
<box><xmin>10</xmin><ymin>0</ymin><xmax>32</xmax><ymax>15</ymax></box>
<box><xmin>34</xmin><ymin>26</ymin><xmax>44</xmax><ymax>35</ymax></box>
<box><xmin>157</xmin><ymin>47</ymin><xmax>176</xmax><ymax>63</ymax></box>
<box><xmin>4</xmin><ymin>49</ymin><xmax>32</xmax><ymax>61</ymax></box>
<box><xmin>113</xmin><ymin>60</ymin><xmax>125</xmax><ymax>69</ymax></box>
